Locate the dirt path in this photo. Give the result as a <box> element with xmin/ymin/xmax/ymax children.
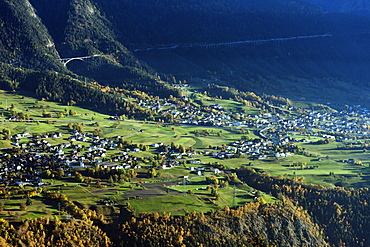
<box><xmin>121</xmin><ymin>180</ymin><xmax>184</xmax><ymax>199</ymax></box>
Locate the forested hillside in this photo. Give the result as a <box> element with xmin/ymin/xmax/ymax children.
<box><xmin>2</xmin><ymin>0</ymin><xmax>370</xmax><ymax>105</ymax></box>
<box><xmin>93</xmin><ymin>0</ymin><xmax>370</xmax><ymax>102</ymax></box>
<box><xmin>118</xmin><ymin>202</ymin><xmax>327</xmax><ymax>247</ymax></box>
<box><xmin>0</xmin><ymin>0</ymin><xmax>63</xmax><ymax>71</ymax></box>
<box><xmin>0</xmin><ymin>199</ymin><xmax>328</xmax><ymax>247</ymax></box>
<box><xmin>28</xmin><ymin>0</ymin><xmax>155</xmax><ymax>82</ymax></box>
<box><xmin>94</xmin><ymin>0</ymin><xmax>325</xmax><ymax>45</ymax></box>
<box><xmin>237</xmin><ymin>167</ymin><xmax>370</xmax><ymax>246</ymax></box>
<box><xmin>0</xmin><ymin>0</ymin><xmax>184</xmax><ymax>116</ymax></box>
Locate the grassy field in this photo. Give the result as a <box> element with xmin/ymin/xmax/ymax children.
<box><xmin>2</xmin><ymin>89</ymin><xmax>370</xmax><ymax>216</ymax></box>
<box><xmin>127</xmin><ymin>186</ymin><xmax>273</xmax><ymax>215</ymax></box>
<box><xmin>0</xmin><ymin>188</ymin><xmax>58</xmax><ymax>221</ymax></box>
<box><xmin>0</xmin><ymin>89</ymin><xmax>253</xmax><ymax>149</ymax></box>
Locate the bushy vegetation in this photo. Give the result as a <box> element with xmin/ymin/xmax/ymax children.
<box><xmin>238</xmin><ymin>167</ymin><xmax>370</xmax><ymax>246</ymax></box>
<box><xmin>119</xmin><ymin>201</ymin><xmax>327</xmax><ymax>247</ymax></box>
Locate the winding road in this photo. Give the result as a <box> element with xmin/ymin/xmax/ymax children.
<box><xmin>132</xmin><ymin>33</ymin><xmax>332</xmax><ymax>52</ymax></box>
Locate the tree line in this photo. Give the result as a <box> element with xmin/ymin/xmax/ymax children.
<box><xmin>237</xmin><ymin>166</ymin><xmax>370</xmax><ymax>246</ymax></box>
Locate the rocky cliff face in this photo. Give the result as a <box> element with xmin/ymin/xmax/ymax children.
<box><xmin>118</xmin><ymin>202</ymin><xmax>328</xmax><ymax>247</ymax></box>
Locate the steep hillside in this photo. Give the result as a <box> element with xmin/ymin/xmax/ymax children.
<box><xmin>94</xmin><ymin>0</ymin><xmax>325</xmax><ymax>45</ymax></box>
<box><xmin>91</xmin><ymin>0</ymin><xmax>370</xmax><ymax>103</ymax></box>
<box><xmin>0</xmin><ymin>0</ymin><xmax>182</xmax><ymax>112</ymax></box>
<box><xmin>0</xmin><ymin>201</ymin><xmax>328</xmax><ymax>247</ymax></box>
<box><xmin>0</xmin><ymin>0</ymin><xmax>64</xmax><ymax>71</ymax></box>
<box><xmin>3</xmin><ymin>0</ymin><xmax>370</xmax><ymax>105</ymax></box>
<box><xmin>118</xmin><ymin>202</ymin><xmax>328</xmax><ymax>247</ymax></box>
<box><xmin>28</xmin><ymin>0</ymin><xmax>155</xmax><ymax>83</ymax></box>
<box><xmin>237</xmin><ymin>167</ymin><xmax>370</xmax><ymax>247</ymax></box>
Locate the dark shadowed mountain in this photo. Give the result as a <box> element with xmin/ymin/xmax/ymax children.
<box><xmin>0</xmin><ymin>0</ymin><xmax>64</xmax><ymax>71</ymax></box>
<box><xmin>2</xmin><ymin>0</ymin><xmax>370</xmax><ymax>104</ymax></box>
<box><xmin>301</xmin><ymin>0</ymin><xmax>370</xmax><ymax>16</ymax></box>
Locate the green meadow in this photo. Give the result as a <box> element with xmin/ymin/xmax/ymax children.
<box><xmin>1</xmin><ymin>89</ymin><xmax>370</xmax><ymax>216</ymax></box>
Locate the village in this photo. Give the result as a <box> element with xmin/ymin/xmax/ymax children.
<box><xmin>1</xmin><ymin>95</ymin><xmax>370</xmax><ymax>190</ymax></box>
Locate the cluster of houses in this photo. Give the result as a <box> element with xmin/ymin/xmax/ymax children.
<box><xmin>138</xmin><ymin>97</ymin><xmax>248</xmax><ymax>127</ymax></box>
<box><xmin>135</xmin><ymin>93</ymin><xmax>370</xmax><ymax>141</ymax></box>
<box><xmin>209</xmin><ymin>138</ymin><xmax>294</xmax><ymax>161</ymax></box>
<box><xmin>3</xmin><ymin>98</ymin><xmax>370</xmax><ymax>188</ymax></box>
<box><xmin>284</xmin><ymin>108</ymin><xmax>369</xmax><ymax>137</ymax></box>
<box><xmin>243</xmin><ymin>105</ymin><xmax>370</xmax><ymax>144</ymax></box>
<box><xmin>0</xmin><ymin>129</ymin><xmax>152</xmax><ymax>187</ymax></box>
<box><xmin>165</xmin><ymin>102</ymin><xmax>370</xmax><ymax>161</ymax></box>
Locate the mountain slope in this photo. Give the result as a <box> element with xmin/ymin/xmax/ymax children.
<box><xmin>95</xmin><ymin>0</ymin><xmax>326</xmax><ymax>46</ymax></box>
<box><xmin>301</xmin><ymin>0</ymin><xmax>370</xmax><ymax>16</ymax></box>
<box><xmin>103</xmin><ymin>0</ymin><xmax>370</xmax><ymax>103</ymax></box>
<box><xmin>28</xmin><ymin>0</ymin><xmax>155</xmax><ymax>83</ymax></box>
<box><xmin>0</xmin><ymin>0</ymin><xmax>183</xmax><ymax>104</ymax></box>
<box><xmin>0</xmin><ymin>0</ymin><xmax>64</xmax><ymax>71</ymax></box>
<box><xmin>2</xmin><ymin>0</ymin><xmax>370</xmax><ymax>105</ymax></box>
<box><xmin>90</xmin><ymin>0</ymin><xmax>370</xmax><ymax>103</ymax></box>
<box><xmin>119</xmin><ymin>202</ymin><xmax>328</xmax><ymax>247</ymax></box>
